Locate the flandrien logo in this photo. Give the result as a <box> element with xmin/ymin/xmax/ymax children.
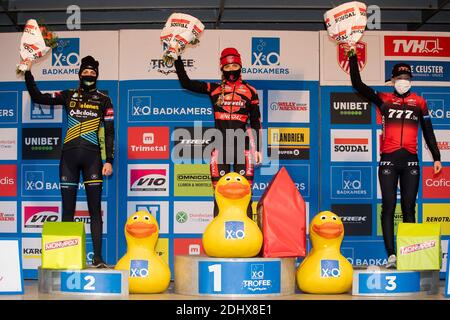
<box><xmin>243</xmin><ymin>37</ymin><xmax>290</xmax><ymax>75</ymax></box>
<box><xmin>400</xmin><ymin>240</ymin><xmax>436</xmax><ymax>255</ymax></box>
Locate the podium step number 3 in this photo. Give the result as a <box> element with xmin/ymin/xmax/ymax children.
<box><xmin>0</xmin><ymin>239</ymin><xmax>24</xmax><ymax>295</ymax></box>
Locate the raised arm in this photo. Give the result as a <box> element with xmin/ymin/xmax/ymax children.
<box><xmin>25</xmin><ymin>70</ymin><xmax>66</xmax><ymax>105</ymax></box>
<box><xmin>174</xmin><ymin>56</ymin><xmax>210</xmax><ymax>94</ymax></box>
<box><xmin>348</xmin><ymin>52</ymin><xmax>383</xmax><ymax>108</ymax></box>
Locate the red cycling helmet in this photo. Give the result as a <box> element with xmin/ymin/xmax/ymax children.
<box><xmin>220</xmin><ymin>47</ymin><xmax>242</xmax><ymax>69</ymax></box>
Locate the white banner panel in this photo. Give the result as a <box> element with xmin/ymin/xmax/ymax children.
<box><xmin>0</xmin><ymin>31</ymin><xmax>119</xmax><ymax>81</ymax></box>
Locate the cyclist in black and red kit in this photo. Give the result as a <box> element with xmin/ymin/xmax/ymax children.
<box><xmin>175</xmin><ymin>48</ymin><xmax>262</xmax><ymax>218</ymax></box>
<box><xmin>24</xmin><ymin>56</ymin><xmax>114</xmax><ymax>268</ymax></box>
<box><xmin>347</xmin><ymin>48</ymin><xmax>442</xmax><ymax>269</ymax></box>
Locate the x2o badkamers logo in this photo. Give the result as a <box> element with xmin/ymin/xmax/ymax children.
<box><xmin>244</xmin><ymin>37</ymin><xmax>289</xmax><ymax>75</ymax></box>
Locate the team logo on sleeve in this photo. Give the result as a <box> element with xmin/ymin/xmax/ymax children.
<box><xmin>104</xmin><ymin>108</ymin><xmax>114</xmax><ymax>121</ymax></box>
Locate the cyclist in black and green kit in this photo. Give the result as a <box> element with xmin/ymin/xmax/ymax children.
<box><xmin>24</xmin><ymin>56</ymin><xmax>114</xmax><ymax>268</ymax></box>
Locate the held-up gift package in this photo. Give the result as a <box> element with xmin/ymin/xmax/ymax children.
<box><xmin>41</xmin><ymin>222</ymin><xmax>86</xmax><ymax>270</ymax></box>
<box><xmin>397</xmin><ymin>222</ymin><xmax>441</xmax><ymax>271</ymax></box>
<box><xmin>257</xmin><ymin>167</ymin><xmax>306</xmax><ymax>257</ymax></box>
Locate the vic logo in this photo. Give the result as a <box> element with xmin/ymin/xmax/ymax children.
<box><xmin>52</xmin><ymin>38</ymin><xmax>80</xmax><ymax>67</ymax></box>
<box><xmin>321</xmin><ymin>260</ymin><xmax>340</xmax><ymax>278</ymax></box>
<box><xmin>225</xmin><ymin>221</ymin><xmax>245</xmax><ymax>239</ymax></box>
<box><xmin>252</xmin><ymin>37</ymin><xmax>280</xmax><ymax>66</ymax></box>
<box><xmin>251</xmin><ymin>264</ymin><xmax>264</xmax><ymax>279</ymax></box>
<box><xmin>130</xmin><ymin>260</ymin><xmax>149</xmax><ymax>278</ymax></box>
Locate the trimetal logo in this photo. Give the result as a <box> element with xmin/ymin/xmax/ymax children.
<box><xmin>385</xmin><ymin>36</ymin><xmax>450</xmax><ymax>57</ymax></box>
<box><xmin>52</xmin><ymin>38</ymin><xmax>80</xmax><ymax>67</ymax></box>
<box><xmin>130</xmin><ymin>260</ymin><xmax>149</xmax><ymax>278</ymax></box>
<box><xmin>225</xmin><ymin>221</ymin><xmax>245</xmax><ymax>240</ymax></box>
<box><xmin>189</xmin><ymin>244</ymin><xmax>201</xmax><ymax>255</ymax></box>
<box><xmin>321</xmin><ymin>260</ymin><xmax>340</xmax><ymax>278</ymax></box>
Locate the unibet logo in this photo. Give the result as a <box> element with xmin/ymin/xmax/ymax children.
<box><xmin>176</xmin><ymin>211</ymin><xmax>188</xmax><ymax>224</ymax></box>
<box><xmin>130</xmin><ymin>260</ymin><xmax>149</xmax><ymax>278</ymax></box>
<box><xmin>225</xmin><ymin>221</ymin><xmax>245</xmax><ymax>240</ymax></box>
<box><xmin>321</xmin><ymin>260</ymin><xmax>340</xmax><ymax>278</ymax></box>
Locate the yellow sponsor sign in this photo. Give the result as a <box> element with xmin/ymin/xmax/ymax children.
<box><xmin>423</xmin><ymin>204</ymin><xmax>450</xmax><ymax>235</ymax></box>
<box><xmin>268</xmin><ymin>128</ymin><xmax>310</xmax><ymax>146</ymax></box>
<box><xmin>155</xmin><ymin>238</ymin><xmax>169</xmax><ymax>264</ymax></box>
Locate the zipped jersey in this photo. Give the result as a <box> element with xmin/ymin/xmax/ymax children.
<box><xmin>25</xmin><ymin>71</ymin><xmax>115</xmax><ymax>163</ymax></box>
<box><xmin>348</xmin><ymin>54</ymin><xmax>440</xmax><ymax>161</ymax></box>
<box><xmin>174</xmin><ymin>57</ymin><xmax>262</xmax><ymax>151</ymax></box>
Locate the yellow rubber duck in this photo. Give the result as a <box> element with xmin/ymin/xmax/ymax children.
<box><xmin>296</xmin><ymin>211</ymin><xmax>353</xmax><ymax>294</ymax></box>
<box><xmin>115</xmin><ymin>211</ymin><xmax>171</xmax><ymax>293</ymax></box>
<box><xmin>202</xmin><ymin>172</ymin><xmax>263</xmax><ymax>257</ymax></box>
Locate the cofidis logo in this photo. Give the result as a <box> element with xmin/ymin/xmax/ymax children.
<box><xmin>0</xmin><ymin>165</ymin><xmax>17</xmax><ymax>197</ymax></box>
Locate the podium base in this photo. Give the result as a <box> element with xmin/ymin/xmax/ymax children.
<box><xmin>352</xmin><ymin>266</ymin><xmax>440</xmax><ymax>296</ymax></box>
<box><xmin>38</xmin><ymin>267</ymin><xmax>128</xmax><ymax>296</ymax></box>
<box><xmin>174</xmin><ymin>255</ymin><xmax>296</xmax><ymax>297</ymax></box>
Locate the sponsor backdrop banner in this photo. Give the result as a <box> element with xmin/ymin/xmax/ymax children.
<box><xmin>320</xmin><ymin>31</ymin><xmax>450</xmax><ymax>276</ymax></box>
<box><xmin>3</xmin><ymin>28</ymin><xmax>446</xmax><ymax>280</ymax></box>
<box><xmin>0</xmin><ymin>31</ymin><xmax>119</xmax><ymax>278</ymax></box>
<box><xmin>118</xmin><ymin>29</ymin><xmax>320</xmax><ymax>275</ymax></box>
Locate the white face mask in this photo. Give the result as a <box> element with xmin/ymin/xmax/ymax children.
<box><xmin>394</xmin><ymin>79</ymin><xmax>411</xmax><ymax>95</ymax></box>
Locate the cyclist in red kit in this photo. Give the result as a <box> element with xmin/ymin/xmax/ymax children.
<box><xmin>347</xmin><ymin>48</ymin><xmax>442</xmax><ymax>269</ymax></box>
<box><xmin>175</xmin><ymin>48</ymin><xmax>262</xmax><ymax>218</ymax></box>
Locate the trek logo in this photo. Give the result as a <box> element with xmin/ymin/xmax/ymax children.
<box><xmin>52</xmin><ymin>38</ymin><xmax>80</xmax><ymax>66</ymax></box>
<box><xmin>252</xmin><ymin>37</ymin><xmax>280</xmax><ymax>66</ymax></box>
<box><xmin>321</xmin><ymin>260</ymin><xmax>340</xmax><ymax>278</ymax></box>
<box><xmin>384</xmin><ymin>36</ymin><xmax>450</xmax><ymax>57</ymax></box>
<box><xmin>23</xmin><ymin>205</ymin><xmax>60</xmax><ymax>231</ymax></box>
<box><xmin>251</xmin><ymin>264</ymin><xmax>264</xmax><ymax>280</ymax></box>
<box><xmin>130</xmin><ymin>260</ymin><xmax>149</xmax><ymax>278</ymax></box>
<box><xmin>128</xmin><ymin>165</ymin><xmax>170</xmax><ymax>196</ymax></box>
<box><xmin>0</xmin><ymin>91</ymin><xmax>18</xmax><ymax>123</ymax></box>
<box><xmin>225</xmin><ymin>221</ymin><xmax>245</xmax><ymax>240</ymax></box>
<box><xmin>331</xmin><ymin>204</ymin><xmax>372</xmax><ymax>236</ymax></box>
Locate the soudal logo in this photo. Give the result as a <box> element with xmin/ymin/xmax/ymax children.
<box><xmin>44</xmin><ymin>239</ymin><xmax>79</xmax><ymax>251</ymax></box>
<box><xmin>0</xmin><ymin>165</ymin><xmax>17</xmax><ymax>196</ymax></box>
<box><xmin>400</xmin><ymin>240</ymin><xmax>436</xmax><ymax>255</ymax></box>
<box><xmin>129</xmin><ymin>169</ymin><xmax>168</xmax><ymax>192</ymax></box>
<box><xmin>23</xmin><ymin>205</ymin><xmax>60</xmax><ymax>230</ymax></box>
<box><xmin>334</xmin><ymin>138</ymin><xmax>369</xmax><ymax>152</ymax></box>
<box><xmin>338</xmin><ymin>41</ymin><xmax>366</xmax><ymax>74</ymax></box>
<box><xmin>128</xmin><ymin>127</ymin><xmax>169</xmax><ymax>159</ymax></box>
<box><xmin>148</xmin><ymin>58</ymin><xmax>195</xmax><ymax>75</ymax></box>
<box><xmin>384</xmin><ymin>36</ymin><xmax>450</xmax><ymax>57</ymax></box>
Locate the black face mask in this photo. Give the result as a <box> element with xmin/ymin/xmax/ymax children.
<box><xmin>80</xmin><ymin>75</ymin><xmax>97</xmax><ymax>91</ymax></box>
<box><xmin>223</xmin><ymin>69</ymin><xmax>241</xmax><ymax>82</ymax></box>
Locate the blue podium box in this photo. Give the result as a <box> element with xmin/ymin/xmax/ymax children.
<box><xmin>445</xmin><ymin>258</ymin><xmax>450</xmax><ymax>298</ymax></box>
<box><xmin>38</xmin><ymin>267</ymin><xmax>128</xmax><ymax>296</ymax></box>
<box><xmin>352</xmin><ymin>267</ymin><xmax>440</xmax><ymax>297</ymax></box>
<box><xmin>175</xmin><ymin>256</ymin><xmax>296</xmax><ymax>297</ymax></box>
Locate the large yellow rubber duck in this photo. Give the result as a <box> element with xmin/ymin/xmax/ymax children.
<box><xmin>296</xmin><ymin>211</ymin><xmax>353</xmax><ymax>294</ymax></box>
<box><xmin>115</xmin><ymin>211</ymin><xmax>171</xmax><ymax>293</ymax></box>
<box><xmin>202</xmin><ymin>172</ymin><xmax>263</xmax><ymax>257</ymax></box>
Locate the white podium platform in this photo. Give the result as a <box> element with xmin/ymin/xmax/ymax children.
<box><xmin>38</xmin><ymin>267</ymin><xmax>128</xmax><ymax>296</ymax></box>
<box><xmin>174</xmin><ymin>255</ymin><xmax>296</xmax><ymax>297</ymax></box>
<box><xmin>352</xmin><ymin>266</ymin><xmax>440</xmax><ymax>296</ymax></box>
